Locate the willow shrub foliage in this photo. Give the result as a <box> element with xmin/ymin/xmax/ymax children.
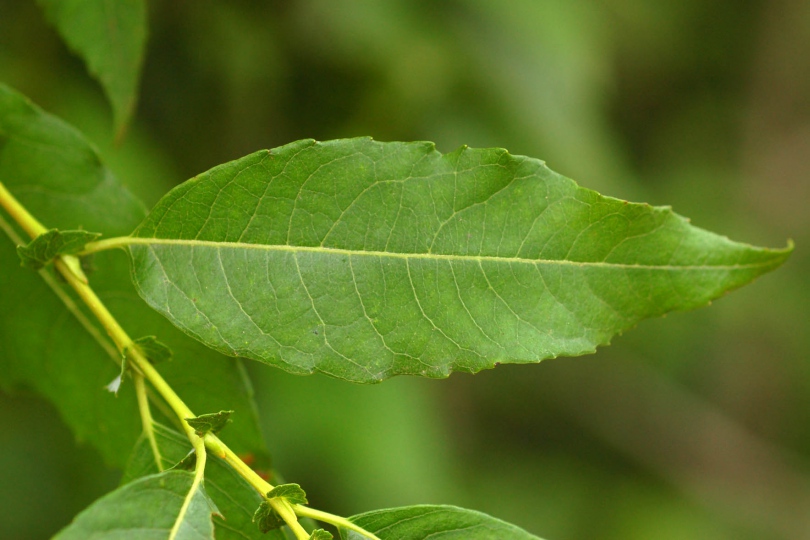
<box><xmin>0</xmin><ymin>4</ymin><xmax>792</xmax><ymax>540</ymax></box>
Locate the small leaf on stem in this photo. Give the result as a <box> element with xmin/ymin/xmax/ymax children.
<box><xmin>186</xmin><ymin>410</ymin><xmax>234</xmax><ymax>437</ymax></box>
<box><xmin>132</xmin><ymin>335</ymin><xmax>173</xmax><ymax>364</ymax></box>
<box><xmin>253</xmin><ymin>500</ymin><xmax>285</xmax><ymax>533</ymax></box>
<box><xmin>17</xmin><ymin>228</ymin><xmax>100</xmax><ymax>270</ymax></box>
<box><xmin>267</xmin><ymin>483</ymin><xmax>308</xmax><ymax>505</ymax></box>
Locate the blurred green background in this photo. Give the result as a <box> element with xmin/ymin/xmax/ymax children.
<box><xmin>1</xmin><ymin>1</ymin><xmax>808</xmax><ymax>539</ymax></box>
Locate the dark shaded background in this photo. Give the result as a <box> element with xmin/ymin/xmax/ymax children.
<box><xmin>1</xmin><ymin>1</ymin><xmax>808</xmax><ymax>539</ymax></box>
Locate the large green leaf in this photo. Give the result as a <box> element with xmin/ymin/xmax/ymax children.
<box><xmin>54</xmin><ymin>470</ymin><xmax>218</xmax><ymax>540</ymax></box>
<box><xmin>36</xmin><ymin>0</ymin><xmax>147</xmax><ymax>137</ymax></box>
<box><xmin>128</xmin><ymin>138</ymin><xmax>791</xmax><ymax>383</ymax></box>
<box><xmin>339</xmin><ymin>505</ymin><xmax>543</xmax><ymax>539</ymax></box>
<box><xmin>123</xmin><ymin>423</ymin><xmax>288</xmax><ymax>540</ymax></box>
<box><xmin>0</xmin><ymin>84</ymin><xmax>265</xmax><ymax>464</ymax></box>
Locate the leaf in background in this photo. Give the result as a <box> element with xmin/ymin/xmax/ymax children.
<box><xmin>128</xmin><ymin>138</ymin><xmax>792</xmax><ymax>383</ymax></box>
<box><xmin>0</xmin><ymin>84</ymin><xmax>266</xmax><ymax>465</ymax></box>
<box><xmin>122</xmin><ymin>423</ymin><xmax>287</xmax><ymax>540</ymax></box>
<box><xmin>36</xmin><ymin>0</ymin><xmax>147</xmax><ymax>138</ymax></box>
<box><xmin>16</xmin><ymin>228</ymin><xmax>101</xmax><ymax>270</ymax></box>
<box><xmin>54</xmin><ymin>470</ymin><xmax>218</xmax><ymax>540</ymax></box>
<box><xmin>339</xmin><ymin>505</ymin><xmax>544</xmax><ymax>539</ymax></box>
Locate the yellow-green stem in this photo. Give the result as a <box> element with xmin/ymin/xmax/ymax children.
<box><xmin>134</xmin><ymin>374</ymin><xmax>164</xmax><ymax>471</ymax></box>
<box><xmin>274</xmin><ymin>499</ymin><xmax>310</xmax><ymax>540</ymax></box>
<box><xmin>169</xmin><ymin>432</ymin><xmax>208</xmax><ymax>539</ymax></box>
<box><xmin>295</xmin><ymin>506</ymin><xmax>381</xmax><ymax>540</ymax></box>
<box><xmin>0</xmin><ymin>180</ymin><xmax>47</xmax><ymax>238</ymax></box>
<box><xmin>81</xmin><ymin>235</ymin><xmax>134</xmax><ymax>255</ymax></box>
<box><xmin>1</xmin><ymin>180</ymin><xmax>380</xmax><ymax>540</ymax></box>
<box><xmin>54</xmin><ymin>253</ymin><xmax>321</xmax><ymax>537</ymax></box>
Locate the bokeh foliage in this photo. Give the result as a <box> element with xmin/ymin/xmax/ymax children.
<box><xmin>0</xmin><ymin>1</ymin><xmax>807</xmax><ymax>539</ymax></box>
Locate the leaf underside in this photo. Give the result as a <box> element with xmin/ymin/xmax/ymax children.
<box><xmin>123</xmin><ymin>423</ymin><xmax>286</xmax><ymax>540</ymax></box>
<box><xmin>340</xmin><ymin>505</ymin><xmax>544</xmax><ymax>539</ymax></box>
<box><xmin>128</xmin><ymin>138</ymin><xmax>791</xmax><ymax>384</ymax></box>
<box><xmin>54</xmin><ymin>470</ymin><xmax>217</xmax><ymax>540</ymax></box>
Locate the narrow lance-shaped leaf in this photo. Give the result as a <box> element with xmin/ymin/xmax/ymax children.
<box><xmin>339</xmin><ymin>505</ymin><xmax>544</xmax><ymax>540</ymax></box>
<box><xmin>127</xmin><ymin>138</ymin><xmax>792</xmax><ymax>383</ymax></box>
<box><xmin>54</xmin><ymin>470</ymin><xmax>219</xmax><ymax>540</ymax></box>
<box><xmin>36</xmin><ymin>0</ymin><xmax>147</xmax><ymax>138</ymax></box>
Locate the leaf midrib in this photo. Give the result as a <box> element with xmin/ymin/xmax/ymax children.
<box><xmin>123</xmin><ymin>237</ymin><xmax>779</xmax><ymax>271</ymax></box>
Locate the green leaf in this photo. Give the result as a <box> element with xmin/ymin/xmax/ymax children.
<box><xmin>253</xmin><ymin>500</ymin><xmax>286</xmax><ymax>533</ymax></box>
<box><xmin>128</xmin><ymin>138</ymin><xmax>792</xmax><ymax>383</ymax></box>
<box><xmin>16</xmin><ymin>228</ymin><xmax>101</xmax><ymax>270</ymax></box>
<box><xmin>169</xmin><ymin>450</ymin><xmax>198</xmax><ymax>472</ymax></box>
<box><xmin>339</xmin><ymin>505</ymin><xmax>543</xmax><ymax>540</ymax></box>
<box><xmin>132</xmin><ymin>335</ymin><xmax>174</xmax><ymax>364</ymax></box>
<box><xmin>186</xmin><ymin>410</ymin><xmax>234</xmax><ymax>436</ymax></box>
<box><xmin>311</xmin><ymin>530</ymin><xmax>333</xmax><ymax>540</ymax></box>
<box><xmin>36</xmin><ymin>0</ymin><xmax>147</xmax><ymax>138</ymax></box>
<box><xmin>123</xmin><ymin>423</ymin><xmax>286</xmax><ymax>540</ymax></box>
<box><xmin>0</xmin><ymin>83</ymin><xmax>266</xmax><ymax>465</ymax></box>
<box><xmin>54</xmin><ymin>470</ymin><xmax>218</xmax><ymax>540</ymax></box>
<box><xmin>113</xmin><ymin>336</ymin><xmax>172</xmax><ymax>395</ymax></box>
<box><xmin>267</xmin><ymin>483</ymin><xmax>308</xmax><ymax>505</ymax></box>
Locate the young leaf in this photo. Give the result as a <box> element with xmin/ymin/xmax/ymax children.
<box><xmin>253</xmin><ymin>500</ymin><xmax>286</xmax><ymax>533</ymax></box>
<box><xmin>0</xmin><ymin>84</ymin><xmax>266</xmax><ymax>464</ymax></box>
<box><xmin>36</xmin><ymin>0</ymin><xmax>147</xmax><ymax>138</ymax></box>
<box><xmin>186</xmin><ymin>410</ymin><xmax>234</xmax><ymax>436</ymax></box>
<box><xmin>132</xmin><ymin>335</ymin><xmax>174</xmax><ymax>364</ymax></box>
<box><xmin>123</xmin><ymin>423</ymin><xmax>285</xmax><ymax>540</ymax></box>
<box><xmin>117</xmin><ymin>336</ymin><xmax>172</xmax><ymax>393</ymax></box>
<box><xmin>127</xmin><ymin>138</ymin><xmax>792</xmax><ymax>383</ymax></box>
<box><xmin>339</xmin><ymin>505</ymin><xmax>543</xmax><ymax>539</ymax></box>
<box><xmin>311</xmin><ymin>530</ymin><xmax>333</xmax><ymax>540</ymax></box>
<box><xmin>54</xmin><ymin>470</ymin><xmax>219</xmax><ymax>540</ymax></box>
<box><xmin>16</xmin><ymin>228</ymin><xmax>101</xmax><ymax>270</ymax></box>
<box><xmin>267</xmin><ymin>483</ymin><xmax>308</xmax><ymax>505</ymax></box>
